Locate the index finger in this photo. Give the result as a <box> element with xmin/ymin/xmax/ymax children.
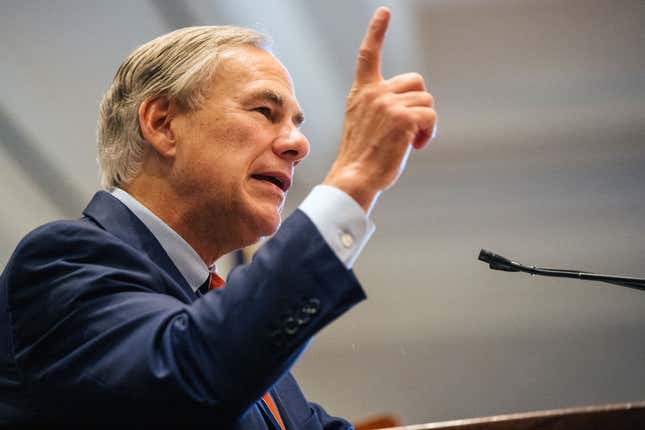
<box><xmin>354</xmin><ymin>7</ymin><xmax>391</xmax><ymax>85</ymax></box>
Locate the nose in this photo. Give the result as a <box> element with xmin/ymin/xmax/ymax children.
<box><xmin>273</xmin><ymin>126</ymin><xmax>310</xmax><ymax>164</ymax></box>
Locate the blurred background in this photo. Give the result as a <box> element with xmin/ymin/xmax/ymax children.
<box><xmin>1</xmin><ymin>0</ymin><xmax>644</xmax><ymax>425</ymax></box>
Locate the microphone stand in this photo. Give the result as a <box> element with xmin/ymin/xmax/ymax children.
<box><xmin>478</xmin><ymin>249</ymin><xmax>645</xmax><ymax>292</ymax></box>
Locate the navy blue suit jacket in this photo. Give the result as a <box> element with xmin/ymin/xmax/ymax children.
<box><xmin>0</xmin><ymin>191</ymin><xmax>365</xmax><ymax>428</ymax></box>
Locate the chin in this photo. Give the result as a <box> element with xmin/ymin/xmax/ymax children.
<box><xmin>241</xmin><ymin>206</ymin><xmax>282</xmax><ymax>245</ymax></box>
<box><xmin>258</xmin><ymin>211</ymin><xmax>282</xmax><ymax>236</ymax></box>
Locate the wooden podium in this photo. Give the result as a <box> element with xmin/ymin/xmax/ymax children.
<box><xmin>363</xmin><ymin>401</ymin><xmax>645</xmax><ymax>430</ymax></box>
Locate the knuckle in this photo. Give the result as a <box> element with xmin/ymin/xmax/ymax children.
<box><xmin>389</xmin><ymin>108</ymin><xmax>411</xmax><ymax>126</ymax></box>
<box><xmin>423</xmin><ymin>108</ymin><xmax>437</xmax><ymax>127</ymax></box>
<box><xmin>346</xmin><ymin>85</ymin><xmax>361</xmax><ymax>101</ymax></box>
<box><xmin>357</xmin><ymin>48</ymin><xmax>373</xmax><ymax>64</ymax></box>
<box><xmin>426</xmin><ymin>93</ymin><xmax>434</xmax><ymax>107</ymax></box>
<box><xmin>409</xmin><ymin>72</ymin><xmax>425</xmax><ymax>88</ymax></box>
<box><xmin>373</xmin><ymin>95</ymin><xmax>389</xmax><ymax>112</ymax></box>
<box><xmin>366</xmin><ymin>85</ymin><xmax>381</xmax><ymax>99</ymax></box>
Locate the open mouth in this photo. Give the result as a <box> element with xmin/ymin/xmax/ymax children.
<box><xmin>251</xmin><ymin>174</ymin><xmax>287</xmax><ymax>192</ymax></box>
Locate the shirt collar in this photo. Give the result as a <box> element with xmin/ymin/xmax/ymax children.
<box><xmin>111</xmin><ymin>188</ymin><xmax>210</xmax><ymax>292</ymax></box>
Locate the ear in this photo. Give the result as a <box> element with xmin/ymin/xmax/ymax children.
<box><xmin>138</xmin><ymin>96</ymin><xmax>177</xmax><ymax>158</ymax></box>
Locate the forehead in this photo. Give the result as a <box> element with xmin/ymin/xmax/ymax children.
<box><xmin>211</xmin><ymin>45</ymin><xmax>299</xmax><ymax>105</ymax></box>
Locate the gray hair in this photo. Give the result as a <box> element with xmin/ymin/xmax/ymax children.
<box><xmin>97</xmin><ymin>26</ymin><xmax>268</xmax><ymax>189</ymax></box>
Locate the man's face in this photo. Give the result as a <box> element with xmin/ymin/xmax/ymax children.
<box><xmin>169</xmin><ymin>45</ymin><xmax>309</xmax><ymax>248</ymax></box>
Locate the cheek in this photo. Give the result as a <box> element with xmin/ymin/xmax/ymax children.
<box><xmin>220</xmin><ymin>119</ymin><xmax>264</xmax><ymax>150</ymax></box>
<box><xmin>214</xmin><ymin>122</ymin><xmax>273</xmax><ymax>170</ymax></box>
<box><xmin>177</xmin><ymin>115</ymin><xmax>272</xmax><ymax>185</ymax></box>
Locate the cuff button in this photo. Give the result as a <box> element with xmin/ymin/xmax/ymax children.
<box><xmin>340</xmin><ymin>232</ymin><xmax>354</xmax><ymax>248</ymax></box>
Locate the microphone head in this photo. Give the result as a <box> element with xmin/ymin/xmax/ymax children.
<box><xmin>478</xmin><ymin>249</ymin><xmax>494</xmax><ymax>264</ymax></box>
<box><xmin>477</xmin><ymin>248</ymin><xmax>520</xmax><ymax>272</ymax></box>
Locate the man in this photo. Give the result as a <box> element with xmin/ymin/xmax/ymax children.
<box><xmin>0</xmin><ymin>7</ymin><xmax>435</xmax><ymax>428</ymax></box>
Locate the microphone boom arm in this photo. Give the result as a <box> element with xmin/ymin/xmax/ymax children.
<box><xmin>478</xmin><ymin>249</ymin><xmax>645</xmax><ymax>292</ymax></box>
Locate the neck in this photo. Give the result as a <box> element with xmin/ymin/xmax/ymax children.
<box><xmin>123</xmin><ymin>174</ymin><xmax>234</xmax><ymax>266</ymax></box>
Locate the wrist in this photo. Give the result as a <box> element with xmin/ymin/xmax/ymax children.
<box><xmin>322</xmin><ymin>168</ymin><xmax>380</xmax><ymax>214</ymax></box>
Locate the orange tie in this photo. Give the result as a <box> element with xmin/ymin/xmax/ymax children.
<box><xmin>205</xmin><ymin>274</ymin><xmax>286</xmax><ymax>429</ymax></box>
<box><xmin>208</xmin><ymin>272</ymin><xmax>225</xmax><ymax>290</ymax></box>
<box><xmin>262</xmin><ymin>392</ymin><xmax>286</xmax><ymax>430</ymax></box>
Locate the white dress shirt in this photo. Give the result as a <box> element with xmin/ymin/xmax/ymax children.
<box><xmin>111</xmin><ymin>185</ymin><xmax>374</xmax><ymax>292</ymax></box>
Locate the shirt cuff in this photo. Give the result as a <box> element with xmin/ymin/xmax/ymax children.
<box><xmin>298</xmin><ymin>185</ymin><xmax>375</xmax><ymax>269</ymax></box>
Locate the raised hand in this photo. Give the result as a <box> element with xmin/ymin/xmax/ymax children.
<box><xmin>323</xmin><ymin>7</ymin><xmax>436</xmax><ymax>213</ymax></box>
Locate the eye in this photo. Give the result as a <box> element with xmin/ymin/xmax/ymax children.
<box><xmin>254</xmin><ymin>106</ymin><xmax>273</xmax><ymax>119</ymax></box>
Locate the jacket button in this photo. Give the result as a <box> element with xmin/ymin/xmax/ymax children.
<box><xmin>302</xmin><ymin>298</ymin><xmax>320</xmax><ymax>315</ymax></box>
<box><xmin>284</xmin><ymin>316</ymin><xmax>298</xmax><ymax>335</ymax></box>
<box><xmin>296</xmin><ymin>312</ymin><xmax>311</xmax><ymax>325</ymax></box>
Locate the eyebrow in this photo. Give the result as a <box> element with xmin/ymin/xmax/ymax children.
<box><xmin>248</xmin><ymin>89</ymin><xmax>305</xmax><ymax>126</ymax></box>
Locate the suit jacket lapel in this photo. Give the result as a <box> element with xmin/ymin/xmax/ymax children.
<box><xmin>82</xmin><ymin>191</ymin><xmax>195</xmax><ymax>300</ymax></box>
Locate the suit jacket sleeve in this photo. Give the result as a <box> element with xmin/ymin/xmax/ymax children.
<box><xmin>2</xmin><ymin>209</ymin><xmax>365</xmax><ymax>426</ymax></box>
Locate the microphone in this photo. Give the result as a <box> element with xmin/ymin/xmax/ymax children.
<box><xmin>478</xmin><ymin>249</ymin><xmax>645</xmax><ymax>292</ymax></box>
<box><xmin>478</xmin><ymin>249</ymin><xmax>519</xmax><ymax>272</ymax></box>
